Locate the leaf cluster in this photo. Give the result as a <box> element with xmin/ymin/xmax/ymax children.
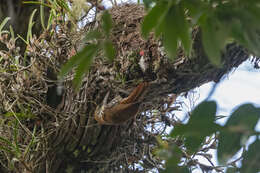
<box><xmin>59</xmin><ymin>11</ymin><xmax>115</xmax><ymax>89</ymax></box>
<box><xmin>142</xmin><ymin>0</ymin><xmax>260</xmax><ymax>66</ymax></box>
<box><xmin>161</xmin><ymin>101</ymin><xmax>260</xmax><ymax>172</ymax></box>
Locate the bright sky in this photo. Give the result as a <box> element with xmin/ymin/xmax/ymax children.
<box><xmin>177</xmin><ymin>59</ymin><xmax>260</xmax><ymax>172</ymax></box>
<box><xmin>195</xmin><ymin>59</ymin><xmax>260</xmax><ymax>128</ymax></box>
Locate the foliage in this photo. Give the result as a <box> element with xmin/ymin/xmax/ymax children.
<box><xmin>142</xmin><ymin>0</ymin><xmax>260</xmax><ymax>66</ymax></box>
<box><xmin>59</xmin><ymin>10</ymin><xmax>115</xmax><ymax>88</ymax></box>
<box><xmin>171</xmin><ymin>101</ymin><xmax>221</xmax><ymax>153</ymax></box>
<box><xmin>161</xmin><ymin>102</ymin><xmax>260</xmax><ymax>172</ymax></box>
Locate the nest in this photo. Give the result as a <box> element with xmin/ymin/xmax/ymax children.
<box><xmin>0</xmin><ymin>3</ymin><xmax>251</xmax><ymax>173</ymax></box>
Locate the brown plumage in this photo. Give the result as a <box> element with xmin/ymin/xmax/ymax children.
<box><xmin>95</xmin><ymin>82</ymin><xmax>149</xmax><ymax>125</ymax></box>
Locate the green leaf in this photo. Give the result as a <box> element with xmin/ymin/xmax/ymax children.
<box><xmin>217</xmin><ymin>130</ymin><xmax>241</xmax><ymax>164</ymax></box>
<box><xmin>244</xmin><ymin>27</ymin><xmax>260</xmax><ymax>56</ymax></box>
<box><xmin>171</xmin><ymin>101</ymin><xmax>220</xmax><ymax>152</ymax></box>
<box><xmin>162</xmin><ymin>4</ymin><xmax>192</xmax><ymax>59</ymax></box>
<box><xmin>247</xmin><ymin>5</ymin><xmax>260</xmax><ymax>24</ymax></box>
<box><xmin>154</xmin><ymin>18</ymin><xmax>165</xmax><ymax>38</ymax></box>
<box><xmin>183</xmin><ymin>0</ymin><xmax>206</xmax><ymax>24</ymax></box>
<box><xmin>73</xmin><ymin>44</ymin><xmax>98</xmax><ymax>89</ymax></box>
<box><xmin>40</xmin><ymin>0</ymin><xmax>46</xmax><ymax>29</ymax></box>
<box><xmin>174</xmin><ymin>4</ymin><xmax>192</xmax><ymax>55</ymax></box>
<box><xmin>24</xmin><ymin>125</ymin><xmax>37</xmax><ymax>158</ymax></box>
<box><xmin>0</xmin><ymin>136</ymin><xmax>15</xmax><ymax>150</ymax></box>
<box><xmin>47</xmin><ymin>9</ymin><xmax>55</xmax><ymax>30</ymax></box>
<box><xmin>0</xmin><ymin>17</ymin><xmax>11</xmax><ymax>34</ymax></box>
<box><xmin>230</xmin><ymin>19</ymin><xmax>247</xmax><ymax>46</ymax></box>
<box><xmin>103</xmin><ymin>40</ymin><xmax>116</xmax><ymax>61</ymax></box>
<box><xmin>60</xmin><ymin>48</ymin><xmax>86</xmax><ymax>78</ymax></box>
<box><xmin>17</xmin><ymin>34</ymin><xmax>29</xmax><ymax>45</ymax></box>
<box><xmin>241</xmin><ymin>140</ymin><xmax>260</xmax><ymax>173</ymax></box>
<box><xmin>0</xmin><ymin>146</ymin><xmax>13</xmax><ymax>154</ymax></box>
<box><xmin>9</xmin><ymin>25</ymin><xmax>15</xmax><ymax>39</ymax></box>
<box><xmin>225</xmin><ymin>104</ymin><xmax>260</xmax><ymax>132</ymax></box>
<box><xmin>101</xmin><ymin>11</ymin><xmax>113</xmax><ymax>36</ymax></box>
<box><xmin>237</xmin><ymin>9</ymin><xmax>260</xmax><ymax>56</ymax></box>
<box><xmin>85</xmin><ymin>30</ymin><xmax>102</xmax><ymax>41</ymax></box>
<box><xmin>163</xmin><ymin>30</ymin><xmax>177</xmax><ymax>60</ymax></box>
<box><xmin>226</xmin><ymin>168</ymin><xmax>238</xmax><ymax>173</ymax></box>
<box><xmin>56</xmin><ymin>0</ymin><xmax>70</xmax><ymax>12</ymax></box>
<box><xmin>143</xmin><ymin>0</ymin><xmax>154</xmax><ymax>9</ymax></box>
<box><xmin>59</xmin><ymin>44</ymin><xmax>97</xmax><ymax>78</ymax></box>
<box><xmin>13</xmin><ymin>120</ymin><xmax>21</xmax><ymax>156</ymax></box>
<box><xmin>163</xmin><ymin>6</ymin><xmax>178</xmax><ymax>60</ymax></box>
<box><xmin>27</xmin><ymin>9</ymin><xmax>37</xmax><ymax>42</ymax></box>
<box><xmin>201</xmin><ymin>15</ymin><xmax>226</xmax><ymax>66</ymax></box>
<box><xmin>23</xmin><ymin>1</ymin><xmax>52</xmax><ymax>8</ymax></box>
<box><xmin>141</xmin><ymin>1</ymin><xmax>168</xmax><ymax>39</ymax></box>
<box><xmin>218</xmin><ymin>104</ymin><xmax>260</xmax><ymax>164</ymax></box>
<box><xmin>225</xmin><ymin>7</ymin><xmax>260</xmax><ymax>56</ymax></box>
<box><xmin>163</xmin><ymin>146</ymin><xmax>189</xmax><ymax>173</ymax></box>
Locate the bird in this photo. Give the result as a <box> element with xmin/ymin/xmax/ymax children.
<box><xmin>94</xmin><ymin>82</ymin><xmax>149</xmax><ymax>125</ymax></box>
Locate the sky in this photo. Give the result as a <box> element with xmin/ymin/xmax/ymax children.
<box><xmin>192</xmin><ymin>59</ymin><xmax>260</xmax><ymax>128</ymax></box>
<box><xmin>175</xmin><ymin>59</ymin><xmax>260</xmax><ymax>172</ymax></box>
